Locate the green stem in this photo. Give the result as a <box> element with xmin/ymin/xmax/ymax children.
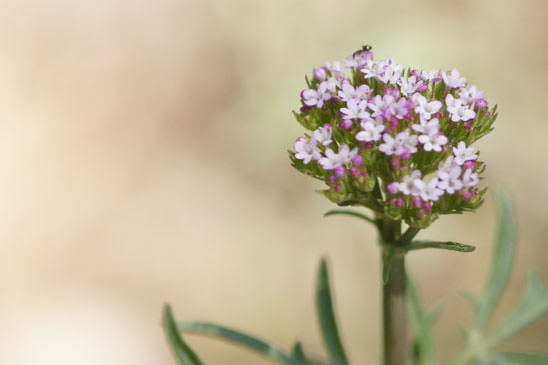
<box><xmin>379</xmin><ymin>217</ymin><xmax>408</xmax><ymax>365</ymax></box>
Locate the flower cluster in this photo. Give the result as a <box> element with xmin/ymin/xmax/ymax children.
<box><xmin>290</xmin><ymin>46</ymin><xmax>497</xmax><ymax>228</ymax></box>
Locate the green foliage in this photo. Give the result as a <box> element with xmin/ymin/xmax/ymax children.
<box><xmin>450</xmin><ymin>192</ymin><xmax>548</xmax><ymax>364</ymax></box>
<box><xmin>483</xmin><ymin>352</ymin><xmax>548</xmax><ymax>364</ymax></box>
<box><xmin>407</xmin><ymin>272</ymin><xmax>443</xmax><ymax>365</ymax></box>
<box><xmin>176</xmin><ymin>321</ymin><xmax>295</xmax><ymax>364</ymax></box>
<box><xmin>163</xmin><ymin>192</ymin><xmax>548</xmax><ymax>365</ymax></box>
<box><xmin>316</xmin><ymin>258</ymin><xmax>349</xmax><ymax>365</ymax></box>
<box><xmin>486</xmin><ymin>272</ymin><xmax>548</xmax><ymax>348</ymax></box>
<box><xmin>323</xmin><ymin>209</ymin><xmax>377</xmax><ymax>226</ymax></box>
<box><xmin>162</xmin><ymin>304</ymin><xmax>204</xmax><ymax>365</ymax></box>
<box><xmin>473</xmin><ymin>191</ymin><xmax>517</xmax><ymax>331</ymax></box>
<box><xmin>404</xmin><ymin>240</ymin><xmax>475</xmax><ymax>253</ymax></box>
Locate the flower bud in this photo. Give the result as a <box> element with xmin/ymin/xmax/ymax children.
<box><xmin>387</xmin><ymin>182</ymin><xmax>400</xmax><ymax>194</ymax></box>
<box><xmin>313</xmin><ymin>67</ymin><xmax>327</xmax><ymax>81</ymax></box>
<box><xmin>352</xmin><ymin>154</ymin><xmax>363</xmax><ymax>166</ymax></box>
<box><xmin>334</xmin><ymin>166</ymin><xmax>346</xmax><ymax>178</ymax></box>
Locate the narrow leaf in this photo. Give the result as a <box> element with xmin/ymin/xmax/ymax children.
<box><xmin>382</xmin><ymin>246</ymin><xmax>395</xmax><ymax>285</ymax></box>
<box><xmin>484</xmin><ymin>352</ymin><xmax>548</xmax><ymax>364</ymax></box>
<box><xmin>317</xmin><ymin>258</ymin><xmax>349</xmax><ymax>365</ymax></box>
<box><xmin>460</xmin><ymin>290</ymin><xmax>481</xmax><ymax>313</ymax></box>
<box><xmin>323</xmin><ymin>209</ymin><xmax>377</xmax><ymax>226</ymax></box>
<box><xmin>177</xmin><ymin>321</ymin><xmax>295</xmax><ymax>363</ymax></box>
<box><xmin>163</xmin><ymin>304</ymin><xmax>204</xmax><ymax>365</ymax></box>
<box><xmin>474</xmin><ymin>191</ymin><xmax>516</xmax><ymax>330</ymax></box>
<box><xmin>406</xmin><ymin>272</ymin><xmax>438</xmax><ymax>365</ymax></box>
<box><xmin>291</xmin><ymin>341</ymin><xmax>308</xmax><ymax>363</ymax></box>
<box><xmin>425</xmin><ymin>304</ymin><xmax>444</xmax><ymax>328</ymax></box>
<box><xmin>486</xmin><ymin>272</ymin><xmax>548</xmax><ymax>347</ymax></box>
<box><xmin>405</xmin><ymin>240</ymin><xmax>475</xmax><ymax>253</ymax></box>
<box><xmin>291</xmin><ymin>341</ymin><xmax>326</xmax><ymax>364</ymax></box>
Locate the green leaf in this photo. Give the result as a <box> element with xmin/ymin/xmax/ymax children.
<box><xmin>177</xmin><ymin>321</ymin><xmax>295</xmax><ymax>364</ymax></box>
<box><xmin>316</xmin><ymin>258</ymin><xmax>349</xmax><ymax>365</ymax></box>
<box><xmin>460</xmin><ymin>289</ymin><xmax>481</xmax><ymax>313</ymax></box>
<box><xmin>425</xmin><ymin>303</ymin><xmax>444</xmax><ymax>328</ymax></box>
<box><xmin>291</xmin><ymin>341</ymin><xmax>309</xmax><ymax>363</ymax></box>
<box><xmin>474</xmin><ymin>191</ymin><xmax>516</xmax><ymax>330</ymax></box>
<box><xmin>483</xmin><ymin>352</ymin><xmax>548</xmax><ymax>364</ymax></box>
<box><xmin>405</xmin><ymin>240</ymin><xmax>475</xmax><ymax>253</ymax></box>
<box><xmin>382</xmin><ymin>246</ymin><xmax>395</xmax><ymax>285</ymax></box>
<box><xmin>323</xmin><ymin>209</ymin><xmax>377</xmax><ymax>226</ymax></box>
<box><xmin>406</xmin><ymin>272</ymin><xmax>439</xmax><ymax>365</ymax></box>
<box><xmin>486</xmin><ymin>272</ymin><xmax>548</xmax><ymax>347</ymax></box>
<box><xmin>163</xmin><ymin>304</ymin><xmax>204</xmax><ymax>365</ymax></box>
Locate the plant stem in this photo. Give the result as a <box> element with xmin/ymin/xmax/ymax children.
<box><xmin>380</xmin><ymin>218</ymin><xmax>408</xmax><ymax>365</ymax></box>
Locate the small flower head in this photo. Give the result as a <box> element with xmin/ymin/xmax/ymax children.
<box><xmin>290</xmin><ymin>45</ymin><xmax>496</xmax><ymax>228</ymax></box>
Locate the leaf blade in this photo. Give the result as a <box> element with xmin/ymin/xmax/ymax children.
<box><xmin>323</xmin><ymin>209</ymin><xmax>377</xmax><ymax>226</ymax></box>
<box><xmin>177</xmin><ymin>321</ymin><xmax>295</xmax><ymax>363</ymax></box>
<box><xmin>405</xmin><ymin>240</ymin><xmax>475</xmax><ymax>253</ymax></box>
<box><xmin>406</xmin><ymin>272</ymin><xmax>438</xmax><ymax>365</ymax></box>
<box><xmin>474</xmin><ymin>191</ymin><xmax>517</xmax><ymax>330</ymax></box>
<box><xmin>484</xmin><ymin>352</ymin><xmax>548</xmax><ymax>364</ymax></box>
<box><xmin>162</xmin><ymin>304</ymin><xmax>204</xmax><ymax>365</ymax></box>
<box><xmin>316</xmin><ymin>258</ymin><xmax>349</xmax><ymax>365</ymax></box>
<box><xmin>486</xmin><ymin>272</ymin><xmax>548</xmax><ymax>347</ymax></box>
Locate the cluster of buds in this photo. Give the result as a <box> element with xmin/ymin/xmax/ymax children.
<box><xmin>290</xmin><ymin>46</ymin><xmax>497</xmax><ymax>228</ymax></box>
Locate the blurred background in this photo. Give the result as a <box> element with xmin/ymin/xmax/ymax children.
<box><xmin>0</xmin><ymin>0</ymin><xmax>546</xmax><ymax>363</ymax></box>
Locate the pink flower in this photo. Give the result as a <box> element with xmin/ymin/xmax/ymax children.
<box><xmin>294</xmin><ymin>137</ymin><xmax>321</xmax><ymax>164</ymax></box>
<box><xmin>441</xmin><ymin>68</ymin><xmax>466</xmax><ymax>88</ymax></box>
<box><xmin>301</xmin><ymin>82</ymin><xmax>331</xmax><ymax>108</ymax></box>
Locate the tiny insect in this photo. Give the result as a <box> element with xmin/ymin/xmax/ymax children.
<box><xmin>353</xmin><ymin>45</ymin><xmax>372</xmax><ymax>57</ymax></box>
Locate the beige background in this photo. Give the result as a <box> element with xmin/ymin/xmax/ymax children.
<box><xmin>0</xmin><ymin>0</ymin><xmax>546</xmax><ymax>364</ymax></box>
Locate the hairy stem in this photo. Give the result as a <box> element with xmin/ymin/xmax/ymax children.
<box><xmin>380</xmin><ymin>218</ymin><xmax>408</xmax><ymax>365</ymax></box>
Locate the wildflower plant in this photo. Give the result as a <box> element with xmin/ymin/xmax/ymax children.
<box><xmin>290</xmin><ymin>46</ymin><xmax>495</xmax><ymax>229</ymax></box>
<box><xmin>163</xmin><ymin>46</ymin><xmax>548</xmax><ymax>365</ymax></box>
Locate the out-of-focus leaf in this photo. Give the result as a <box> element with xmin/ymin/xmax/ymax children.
<box><xmin>486</xmin><ymin>272</ymin><xmax>548</xmax><ymax>347</ymax></box>
<box><xmin>425</xmin><ymin>304</ymin><xmax>444</xmax><ymax>328</ymax></box>
<box><xmin>474</xmin><ymin>191</ymin><xmax>516</xmax><ymax>330</ymax></box>
<box><xmin>405</xmin><ymin>240</ymin><xmax>475</xmax><ymax>253</ymax></box>
<box><xmin>291</xmin><ymin>341</ymin><xmax>309</xmax><ymax>364</ymax></box>
<box><xmin>177</xmin><ymin>321</ymin><xmax>295</xmax><ymax>364</ymax></box>
<box><xmin>382</xmin><ymin>246</ymin><xmax>395</xmax><ymax>285</ymax></box>
<box><xmin>483</xmin><ymin>352</ymin><xmax>548</xmax><ymax>364</ymax></box>
<box><xmin>406</xmin><ymin>272</ymin><xmax>440</xmax><ymax>365</ymax></box>
<box><xmin>163</xmin><ymin>304</ymin><xmax>204</xmax><ymax>365</ymax></box>
<box><xmin>317</xmin><ymin>258</ymin><xmax>349</xmax><ymax>365</ymax></box>
<box><xmin>323</xmin><ymin>209</ymin><xmax>377</xmax><ymax>226</ymax></box>
<box><xmin>460</xmin><ymin>290</ymin><xmax>481</xmax><ymax>313</ymax></box>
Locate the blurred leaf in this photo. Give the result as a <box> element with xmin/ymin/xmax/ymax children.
<box><xmin>317</xmin><ymin>258</ymin><xmax>349</xmax><ymax>365</ymax></box>
<box><xmin>425</xmin><ymin>303</ymin><xmax>444</xmax><ymax>328</ymax></box>
<box><xmin>290</xmin><ymin>341</ymin><xmax>328</xmax><ymax>365</ymax></box>
<box><xmin>474</xmin><ymin>191</ymin><xmax>516</xmax><ymax>330</ymax></box>
<box><xmin>406</xmin><ymin>272</ymin><xmax>440</xmax><ymax>365</ymax></box>
<box><xmin>483</xmin><ymin>352</ymin><xmax>548</xmax><ymax>364</ymax></box>
<box><xmin>486</xmin><ymin>272</ymin><xmax>548</xmax><ymax>347</ymax></box>
<box><xmin>382</xmin><ymin>246</ymin><xmax>395</xmax><ymax>285</ymax></box>
<box><xmin>291</xmin><ymin>341</ymin><xmax>309</xmax><ymax>364</ymax></box>
<box><xmin>177</xmin><ymin>321</ymin><xmax>295</xmax><ymax>364</ymax></box>
<box><xmin>405</xmin><ymin>240</ymin><xmax>475</xmax><ymax>253</ymax></box>
<box><xmin>460</xmin><ymin>290</ymin><xmax>481</xmax><ymax>313</ymax></box>
<box><xmin>163</xmin><ymin>304</ymin><xmax>204</xmax><ymax>365</ymax></box>
<box><xmin>323</xmin><ymin>209</ymin><xmax>377</xmax><ymax>226</ymax></box>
